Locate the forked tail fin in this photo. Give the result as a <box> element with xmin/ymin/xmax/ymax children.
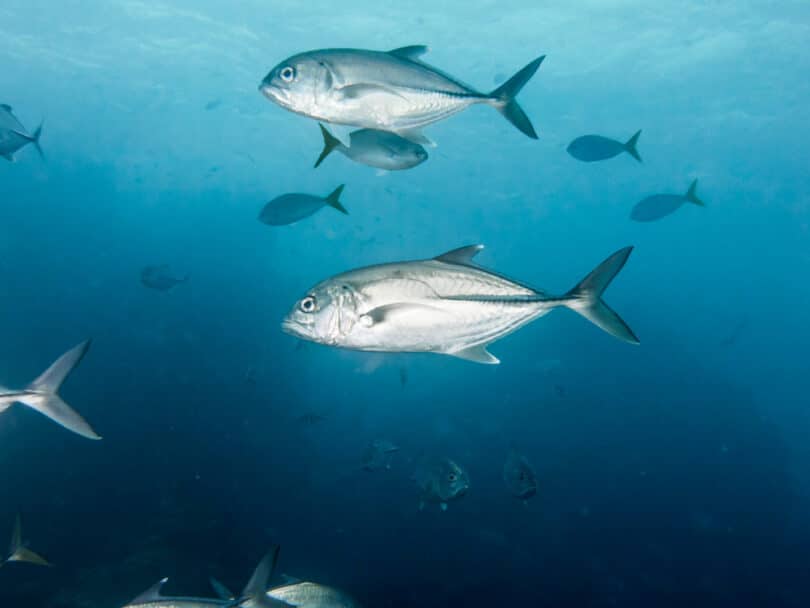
<box><xmin>487</xmin><ymin>56</ymin><xmax>545</xmax><ymax>139</ymax></box>
<box><xmin>685</xmin><ymin>179</ymin><xmax>705</xmax><ymax>207</ymax></box>
<box><xmin>324</xmin><ymin>184</ymin><xmax>348</xmax><ymax>215</ymax></box>
<box><xmin>559</xmin><ymin>247</ymin><xmax>639</xmax><ymax>345</ymax></box>
<box><xmin>624</xmin><ymin>129</ymin><xmax>642</xmax><ymax>162</ymax></box>
<box><xmin>314</xmin><ymin>123</ymin><xmax>343</xmax><ymax>168</ymax></box>
<box><xmin>5</xmin><ymin>515</ymin><xmax>51</xmax><ymax>567</ymax></box>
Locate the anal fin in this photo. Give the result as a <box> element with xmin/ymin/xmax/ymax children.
<box><xmin>447</xmin><ymin>345</ymin><xmax>500</xmax><ymax>365</ymax></box>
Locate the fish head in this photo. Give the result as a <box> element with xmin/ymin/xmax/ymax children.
<box><xmin>437</xmin><ymin>459</ymin><xmax>470</xmax><ymax>501</ymax></box>
<box><xmin>282</xmin><ymin>280</ymin><xmax>360</xmax><ymax>346</ymax></box>
<box><xmin>259</xmin><ymin>53</ymin><xmax>334</xmax><ymax>113</ymax></box>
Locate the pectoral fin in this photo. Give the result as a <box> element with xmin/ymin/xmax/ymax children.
<box><xmin>447</xmin><ymin>345</ymin><xmax>500</xmax><ymax>365</ymax></box>
<box><xmin>360</xmin><ymin>303</ymin><xmax>444</xmax><ymax>327</ymax></box>
<box><xmin>337</xmin><ymin>84</ymin><xmax>408</xmax><ymax>102</ymax></box>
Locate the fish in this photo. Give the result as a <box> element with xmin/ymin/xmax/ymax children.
<box><xmin>140</xmin><ymin>265</ymin><xmax>189</xmax><ymax>291</ymax></box>
<box><xmin>0</xmin><ymin>340</ymin><xmax>100</xmax><ymax>439</ymax></box>
<box><xmin>123</xmin><ymin>547</ymin><xmax>284</xmax><ymax>608</ymax></box>
<box><xmin>361</xmin><ymin>439</ymin><xmax>400</xmax><ymax>472</ymax></box>
<box><xmin>503</xmin><ymin>448</ymin><xmax>537</xmax><ymax>501</ymax></box>
<box><xmin>268</xmin><ymin>582</ymin><xmax>362</xmax><ymax>608</ymax></box>
<box><xmin>1</xmin><ymin>515</ymin><xmax>51</xmax><ymax>568</ymax></box>
<box><xmin>258</xmin><ymin>185</ymin><xmax>348</xmax><ymax>226</ymax></box>
<box><xmin>314</xmin><ymin>123</ymin><xmax>427</xmax><ymax>171</ymax></box>
<box><xmin>567</xmin><ymin>130</ymin><xmax>642</xmax><ymax>163</ymax></box>
<box><xmin>259</xmin><ymin>45</ymin><xmax>544</xmax><ymax>143</ymax></box>
<box><xmin>282</xmin><ymin>245</ymin><xmax>639</xmax><ymax>364</ymax></box>
<box><xmin>631</xmin><ymin>179</ymin><xmax>706</xmax><ymax>222</ymax></box>
<box><xmin>0</xmin><ymin>104</ymin><xmax>43</xmax><ymax>161</ymax></box>
<box><xmin>413</xmin><ymin>457</ymin><xmax>470</xmax><ymax>511</ymax></box>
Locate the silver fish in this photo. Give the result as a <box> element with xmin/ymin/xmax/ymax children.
<box><xmin>631</xmin><ymin>179</ymin><xmax>705</xmax><ymax>222</ymax></box>
<box><xmin>259</xmin><ymin>185</ymin><xmax>347</xmax><ymax>226</ymax></box>
<box><xmin>0</xmin><ymin>104</ymin><xmax>43</xmax><ymax>161</ymax></box>
<box><xmin>0</xmin><ymin>340</ymin><xmax>99</xmax><ymax>439</ymax></box>
<box><xmin>1</xmin><ymin>515</ymin><xmax>51</xmax><ymax>568</ymax></box>
<box><xmin>141</xmin><ymin>265</ymin><xmax>189</xmax><ymax>291</ymax></box>
<box><xmin>314</xmin><ymin>123</ymin><xmax>427</xmax><ymax>171</ymax></box>
<box><xmin>413</xmin><ymin>457</ymin><xmax>470</xmax><ymax>511</ymax></box>
<box><xmin>124</xmin><ymin>548</ymin><xmax>284</xmax><ymax>608</ymax></box>
<box><xmin>361</xmin><ymin>439</ymin><xmax>400</xmax><ymax>472</ymax></box>
<box><xmin>259</xmin><ymin>46</ymin><xmax>544</xmax><ymax>143</ymax></box>
<box><xmin>567</xmin><ymin>130</ymin><xmax>641</xmax><ymax>163</ymax></box>
<box><xmin>503</xmin><ymin>449</ymin><xmax>537</xmax><ymax>500</ymax></box>
<box><xmin>268</xmin><ymin>582</ymin><xmax>361</xmax><ymax>608</ymax></box>
<box><xmin>282</xmin><ymin>245</ymin><xmax>639</xmax><ymax>364</ymax></box>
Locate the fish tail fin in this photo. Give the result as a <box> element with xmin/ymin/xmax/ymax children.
<box><xmin>487</xmin><ymin>56</ymin><xmax>545</xmax><ymax>139</ymax></box>
<box><xmin>685</xmin><ymin>179</ymin><xmax>705</xmax><ymax>207</ymax></box>
<box><xmin>559</xmin><ymin>247</ymin><xmax>639</xmax><ymax>345</ymax></box>
<box><xmin>324</xmin><ymin>184</ymin><xmax>348</xmax><ymax>214</ymax></box>
<box><xmin>624</xmin><ymin>129</ymin><xmax>642</xmax><ymax>162</ymax></box>
<box><xmin>19</xmin><ymin>340</ymin><xmax>100</xmax><ymax>440</ymax></box>
<box><xmin>7</xmin><ymin>515</ymin><xmax>51</xmax><ymax>567</ymax></box>
<box><xmin>238</xmin><ymin>546</ymin><xmax>280</xmax><ymax>606</ymax></box>
<box><xmin>210</xmin><ymin>577</ymin><xmax>235</xmax><ymax>600</ymax></box>
<box><xmin>26</xmin><ymin>122</ymin><xmax>44</xmax><ymax>160</ymax></box>
<box><xmin>314</xmin><ymin>123</ymin><xmax>342</xmax><ymax>168</ymax></box>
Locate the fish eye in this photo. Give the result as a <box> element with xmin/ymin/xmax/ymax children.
<box><xmin>448</xmin><ymin>473</ymin><xmax>457</xmax><ymax>482</ymax></box>
<box><xmin>280</xmin><ymin>66</ymin><xmax>296</xmax><ymax>83</ymax></box>
<box><xmin>299</xmin><ymin>296</ymin><xmax>316</xmax><ymax>313</ymax></box>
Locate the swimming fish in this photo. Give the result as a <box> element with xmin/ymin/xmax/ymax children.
<box><xmin>1</xmin><ymin>515</ymin><xmax>51</xmax><ymax>568</ymax></box>
<box><xmin>413</xmin><ymin>458</ymin><xmax>470</xmax><ymax>511</ymax></box>
<box><xmin>0</xmin><ymin>340</ymin><xmax>100</xmax><ymax>439</ymax></box>
<box><xmin>259</xmin><ymin>185</ymin><xmax>347</xmax><ymax>226</ymax></box>
<box><xmin>503</xmin><ymin>448</ymin><xmax>537</xmax><ymax>501</ymax></box>
<box><xmin>567</xmin><ymin>130</ymin><xmax>641</xmax><ymax>163</ymax></box>
<box><xmin>259</xmin><ymin>46</ymin><xmax>544</xmax><ymax>143</ymax></box>
<box><xmin>282</xmin><ymin>245</ymin><xmax>639</xmax><ymax>364</ymax></box>
<box><xmin>123</xmin><ymin>547</ymin><xmax>283</xmax><ymax>608</ymax></box>
<box><xmin>140</xmin><ymin>265</ymin><xmax>189</xmax><ymax>291</ymax></box>
<box><xmin>0</xmin><ymin>104</ymin><xmax>43</xmax><ymax>161</ymax></box>
<box><xmin>361</xmin><ymin>439</ymin><xmax>400</xmax><ymax>472</ymax></box>
<box><xmin>268</xmin><ymin>582</ymin><xmax>362</xmax><ymax>608</ymax></box>
<box><xmin>314</xmin><ymin>123</ymin><xmax>427</xmax><ymax>171</ymax></box>
<box><xmin>631</xmin><ymin>179</ymin><xmax>706</xmax><ymax>222</ymax></box>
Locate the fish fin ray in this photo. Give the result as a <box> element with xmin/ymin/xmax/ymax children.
<box><xmin>324</xmin><ymin>184</ymin><xmax>348</xmax><ymax>214</ymax></box>
<box><xmin>685</xmin><ymin>179</ymin><xmax>705</xmax><ymax>206</ymax></box>
<box><xmin>388</xmin><ymin>45</ymin><xmax>430</xmax><ymax>60</ymax></box>
<box><xmin>314</xmin><ymin>123</ymin><xmax>343</xmax><ymax>168</ymax></box>
<box><xmin>488</xmin><ymin>56</ymin><xmax>544</xmax><ymax>139</ymax></box>
<box><xmin>447</xmin><ymin>345</ymin><xmax>500</xmax><ymax>365</ymax></box>
<box><xmin>434</xmin><ymin>244</ymin><xmax>484</xmax><ymax>265</ymax></box>
<box><xmin>624</xmin><ymin>129</ymin><xmax>642</xmax><ymax>162</ymax></box>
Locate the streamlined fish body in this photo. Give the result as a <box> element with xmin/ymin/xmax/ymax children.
<box><xmin>0</xmin><ymin>104</ymin><xmax>43</xmax><ymax>161</ymax></box>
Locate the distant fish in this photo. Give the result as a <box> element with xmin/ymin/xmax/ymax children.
<box><xmin>1</xmin><ymin>515</ymin><xmax>51</xmax><ymax>568</ymax></box>
<box><xmin>361</xmin><ymin>439</ymin><xmax>400</xmax><ymax>472</ymax></box>
<box><xmin>503</xmin><ymin>448</ymin><xmax>537</xmax><ymax>501</ymax></box>
<box><xmin>413</xmin><ymin>457</ymin><xmax>470</xmax><ymax>511</ymax></box>
<box><xmin>259</xmin><ymin>46</ymin><xmax>544</xmax><ymax>143</ymax></box>
<box><xmin>0</xmin><ymin>104</ymin><xmax>43</xmax><ymax>161</ymax></box>
<box><xmin>314</xmin><ymin>123</ymin><xmax>427</xmax><ymax>171</ymax></box>
<box><xmin>204</xmin><ymin>98</ymin><xmax>223</xmax><ymax>111</ymax></box>
<box><xmin>123</xmin><ymin>547</ymin><xmax>280</xmax><ymax>608</ymax></box>
<box><xmin>631</xmin><ymin>179</ymin><xmax>705</xmax><ymax>222</ymax></box>
<box><xmin>141</xmin><ymin>265</ymin><xmax>189</xmax><ymax>291</ymax></box>
<box><xmin>258</xmin><ymin>185</ymin><xmax>347</xmax><ymax>226</ymax></box>
<box><xmin>282</xmin><ymin>245</ymin><xmax>639</xmax><ymax>364</ymax></box>
<box><xmin>0</xmin><ymin>340</ymin><xmax>100</xmax><ymax>439</ymax></box>
<box><xmin>567</xmin><ymin>130</ymin><xmax>642</xmax><ymax>163</ymax></box>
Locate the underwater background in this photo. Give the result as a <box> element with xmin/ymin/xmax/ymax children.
<box><xmin>2</xmin><ymin>1</ymin><xmax>810</xmax><ymax>606</ymax></box>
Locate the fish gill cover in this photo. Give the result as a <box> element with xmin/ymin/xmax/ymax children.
<box><xmin>0</xmin><ymin>1</ymin><xmax>809</xmax><ymax>607</ymax></box>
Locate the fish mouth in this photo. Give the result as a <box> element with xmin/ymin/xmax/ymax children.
<box><xmin>259</xmin><ymin>81</ymin><xmax>288</xmax><ymax>106</ymax></box>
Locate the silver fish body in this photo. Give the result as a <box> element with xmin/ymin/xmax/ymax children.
<box><xmin>260</xmin><ymin>46</ymin><xmax>544</xmax><ymax>142</ymax></box>
<box><xmin>268</xmin><ymin>582</ymin><xmax>361</xmax><ymax>608</ymax></box>
<box><xmin>282</xmin><ymin>245</ymin><xmax>639</xmax><ymax>364</ymax></box>
<box><xmin>314</xmin><ymin>124</ymin><xmax>427</xmax><ymax>171</ymax></box>
<box><xmin>0</xmin><ymin>104</ymin><xmax>42</xmax><ymax>161</ymax></box>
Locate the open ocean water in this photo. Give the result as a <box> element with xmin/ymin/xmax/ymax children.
<box><xmin>1</xmin><ymin>1</ymin><xmax>809</xmax><ymax>606</ymax></box>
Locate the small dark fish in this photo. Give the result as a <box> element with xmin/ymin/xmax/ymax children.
<box><xmin>258</xmin><ymin>185</ymin><xmax>347</xmax><ymax>226</ymax></box>
<box><xmin>315</xmin><ymin>123</ymin><xmax>427</xmax><ymax>171</ymax></box>
<box><xmin>0</xmin><ymin>104</ymin><xmax>43</xmax><ymax>161</ymax></box>
<box><xmin>567</xmin><ymin>130</ymin><xmax>641</xmax><ymax>163</ymax></box>
<box><xmin>503</xmin><ymin>448</ymin><xmax>537</xmax><ymax>500</ymax></box>
<box><xmin>631</xmin><ymin>179</ymin><xmax>706</xmax><ymax>222</ymax></box>
<box><xmin>399</xmin><ymin>366</ymin><xmax>408</xmax><ymax>386</ymax></box>
<box><xmin>298</xmin><ymin>412</ymin><xmax>327</xmax><ymax>425</ymax></box>
<box><xmin>413</xmin><ymin>457</ymin><xmax>470</xmax><ymax>511</ymax></box>
<box><xmin>204</xmin><ymin>98</ymin><xmax>223</xmax><ymax>111</ymax></box>
<box><xmin>140</xmin><ymin>265</ymin><xmax>189</xmax><ymax>291</ymax></box>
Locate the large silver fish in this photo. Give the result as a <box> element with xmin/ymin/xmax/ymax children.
<box><xmin>1</xmin><ymin>515</ymin><xmax>51</xmax><ymax>568</ymax></box>
<box><xmin>0</xmin><ymin>104</ymin><xmax>43</xmax><ymax>161</ymax></box>
<box><xmin>268</xmin><ymin>582</ymin><xmax>361</xmax><ymax>608</ymax></box>
<box><xmin>282</xmin><ymin>245</ymin><xmax>639</xmax><ymax>364</ymax></box>
<box><xmin>260</xmin><ymin>46</ymin><xmax>544</xmax><ymax>143</ymax></box>
<box><xmin>0</xmin><ymin>340</ymin><xmax>100</xmax><ymax>439</ymax></box>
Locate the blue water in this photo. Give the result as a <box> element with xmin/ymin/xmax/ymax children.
<box><xmin>2</xmin><ymin>2</ymin><xmax>810</xmax><ymax>606</ymax></box>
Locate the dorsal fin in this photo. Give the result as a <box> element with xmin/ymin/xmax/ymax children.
<box><xmin>239</xmin><ymin>546</ymin><xmax>280</xmax><ymax>603</ymax></box>
<box><xmin>434</xmin><ymin>244</ymin><xmax>484</xmax><ymax>265</ymax></box>
<box><xmin>128</xmin><ymin>578</ymin><xmax>168</xmax><ymax>605</ymax></box>
<box><xmin>0</xmin><ymin>104</ymin><xmax>11</xmax><ymax>112</ymax></box>
<box><xmin>388</xmin><ymin>45</ymin><xmax>429</xmax><ymax>60</ymax></box>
